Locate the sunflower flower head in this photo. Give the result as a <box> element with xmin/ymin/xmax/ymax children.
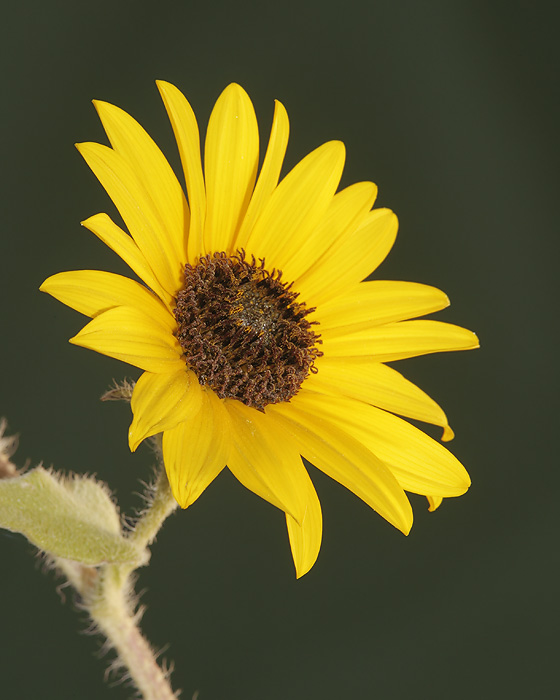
<box><xmin>40</xmin><ymin>82</ymin><xmax>478</xmax><ymax>577</ymax></box>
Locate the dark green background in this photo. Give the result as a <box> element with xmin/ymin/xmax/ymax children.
<box><xmin>1</xmin><ymin>1</ymin><xmax>557</xmax><ymax>698</ymax></box>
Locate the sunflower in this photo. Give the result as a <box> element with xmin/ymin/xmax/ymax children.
<box><xmin>40</xmin><ymin>82</ymin><xmax>478</xmax><ymax>577</ymax></box>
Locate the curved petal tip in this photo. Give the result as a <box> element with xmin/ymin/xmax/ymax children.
<box><xmin>442</xmin><ymin>425</ymin><xmax>455</xmax><ymax>442</ymax></box>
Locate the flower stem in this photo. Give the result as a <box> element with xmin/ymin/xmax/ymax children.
<box><xmin>74</xmin><ymin>460</ymin><xmax>180</xmax><ymax>698</ymax></box>
<box><xmin>129</xmin><ymin>463</ymin><xmax>178</xmax><ymax>551</ymax></box>
<box><xmin>90</xmin><ymin>566</ymin><xmax>177</xmax><ymax>700</ymax></box>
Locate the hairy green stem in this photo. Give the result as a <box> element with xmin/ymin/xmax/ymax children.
<box><xmin>61</xmin><ymin>460</ymin><xmax>180</xmax><ymax>699</ymax></box>
<box><xmin>89</xmin><ymin>566</ymin><xmax>177</xmax><ymax>700</ymax></box>
<box><xmin>129</xmin><ymin>465</ymin><xmax>178</xmax><ymax>551</ymax></box>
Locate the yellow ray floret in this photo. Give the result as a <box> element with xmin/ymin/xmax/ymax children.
<box><xmin>162</xmin><ymin>389</ymin><xmax>230</xmax><ymax>509</ymax></box>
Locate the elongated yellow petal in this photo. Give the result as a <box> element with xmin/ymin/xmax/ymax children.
<box><xmin>93</xmin><ymin>99</ymin><xmax>189</xmax><ymax>266</ymax></box>
<box><xmin>204</xmin><ymin>84</ymin><xmax>259</xmax><ymax>254</ymax></box>
<box><xmin>233</xmin><ymin>99</ymin><xmax>289</xmax><ymax>250</ymax></box>
<box><xmin>162</xmin><ymin>389</ymin><xmax>231</xmax><ymax>508</ymax></box>
<box><xmin>267</xmin><ymin>399</ymin><xmax>413</xmax><ymax>535</ymax></box>
<box><xmin>225</xmin><ymin>399</ymin><xmax>309</xmax><ymax>523</ymax></box>
<box><xmin>244</xmin><ymin>141</ymin><xmax>346</xmax><ymax>273</ymax></box>
<box><xmin>157</xmin><ymin>80</ymin><xmax>206</xmax><ymax>263</ymax></box>
<box><xmin>76</xmin><ymin>142</ymin><xmax>183</xmax><ymax>295</ymax></box>
<box><xmin>301</xmin><ymin>391</ymin><xmax>470</xmax><ymax>497</ymax></box>
<box><xmin>128</xmin><ymin>369</ymin><xmax>202</xmax><ymax>451</ymax></box>
<box><xmin>303</xmin><ymin>358</ymin><xmax>452</xmax><ymax>438</ymax></box>
<box><xmin>322</xmin><ymin>319</ymin><xmax>479</xmax><ymax>361</ymax></box>
<box><xmin>285</xmin><ymin>471</ymin><xmax>322</xmax><ymax>578</ymax></box>
<box><xmin>81</xmin><ymin>213</ymin><xmax>172</xmax><ymax>305</ymax></box>
<box><xmin>296</xmin><ymin>208</ymin><xmax>398</xmax><ymax>306</ymax></box>
<box><xmin>40</xmin><ymin>270</ymin><xmax>175</xmax><ymax>331</ymax></box>
<box><xmin>69</xmin><ymin>306</ymin><xmax>184</xmax><ymax>372</ymax></box>
<box><xmin>314</xmin><ymin>281</ymin><xmax>450</xmax><ymax>335</ymax></box>
<box><xmin>252</xmin><ymin>407</ymin><xmax>323</xmax><ymax>578</ymax></box>
<box><xmin>285</xmin><ymin>181</ymin><xmax>377</xmax><ymax>282</ymax></box>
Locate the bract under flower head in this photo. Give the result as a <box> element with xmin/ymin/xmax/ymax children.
<box><xmin>40</xmin><ymin>82</ymin><xmax>478</xmax><ymax>577</ymax></box>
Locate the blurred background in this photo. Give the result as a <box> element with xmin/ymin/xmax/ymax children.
<box><xmin>1</xmin><ymin>1</ymin><xmax>557</xmax><ymax>698</ymax></box>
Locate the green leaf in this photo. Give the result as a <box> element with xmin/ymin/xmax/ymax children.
<box><xmin>0</xmin><ymin>467</ymin><xmax>143</xmax><ymax>565</ymax></box>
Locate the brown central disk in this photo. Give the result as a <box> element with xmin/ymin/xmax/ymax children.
<box><xmin>174</xmin><ymin>251</ymin><xmax>322</xmax><ymax>409</ymax></box>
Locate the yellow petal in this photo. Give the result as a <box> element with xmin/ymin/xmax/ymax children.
<box><xmin>286</xmin><ymin>470</ymin><xmax>323</xmax><ymax>578</ymax></box>
<box><xmin>285</xmin><ymin>471</ymin><xmax>322</xmax><ymax>579</ymax></box>
<box><xmin>162</xmin><ymin>389</ymin><xmax>231</xmax><ymax>508</ymax></box>
<box><xmin>315</xmin><ymin>280</ymin><xmax>450</xmax><ymax>336</ymax></box>
<box><xmin>284</xmin><ymin>181</ymin><xmax>377</xmax><ymax>282</ymax></box>
<box><xmin>254</xmin><ymin>408</ymin><xmax>322</xmax><ymax>578</ymax></box>
<box><xmin>296</xmin><ymin>208</ymin><xmax>398</xmax><ymax>306</ymax></box>
<box><xmin>203</xmin><ymin>84</ymin><xmax>259</xmax><ymax>254</ymax></box>
<box><xmin>157</xmin><ymin>80</ymin><xmax>206</xmax><ymax>263</ymax></box>
<box><xmin>225</xmin><ymin>399</ymin><xmax>309</xmax><ymax>523</ymax></box>
<box><xmin>40</xmin><ymin>270</ymin><xmax>175</xmax><ymax>331</ymax></box>
<box><xmin>233</xmin><ymin>99</ymin><xmax>290</xmax><ymax>250</ymax></box>
<box><xmin>69</xmin><ymin>306</ymin><xmax>184</xmax><ymax>372</ymax></box>
<box><xmin>300</xmin><ymin>391</ymin><xmax>470</xmax><ymax>497</ymax></box>
<box><xmin>128</xmin><ymin>369</ymin><xmax>202</xmax><ymax>451</ymax></box>
<box><xmin>76</xmin><ymin>142</ymin><xmax>183</xmax><ymax>295</ymax></box>
<box><xmin>267</xmin><ymin>398</ymin><xmax>413</xmax><ymax>535</ymax></box>
<box><xmin>93</xmin><ymin>99</ymin><xmax>189</xmax><ymax>265</ymax></box>
<box><xmin>244</xmin><ymin>141</ymin><xmax>345</xmax><ymax>273</ymax></box>
<box><xmin>304</xmin><ymin>358</ymin><xmax>452</xmax><ymax>437</ymax></box>
<box><xmin>427</xmin><ymin>496</ymin><xmax>443</xmax><ymax>512</ymax></box>
<box><xmin>322</xmin><ymin>319</ymin><xmax>480</xmax><ymax>361</ymax></box>
<box><xmin>81</xmin><ymin>213</ymin><xmax>172</xmax><ymax>305</ymax></box>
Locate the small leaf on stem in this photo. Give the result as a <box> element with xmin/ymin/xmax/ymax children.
<box><xmin>0</xmin><ymin>467</ymin><xmax>144</xmax><ymax>565</ymax></box>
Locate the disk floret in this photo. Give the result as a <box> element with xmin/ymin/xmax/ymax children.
<box><xmin>174</xmin><ymin>251</ymin><xmax>322</xmax><ymax>409</ymax></box>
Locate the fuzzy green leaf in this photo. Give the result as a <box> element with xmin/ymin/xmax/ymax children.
<box><xmin>0</xmin><ymin>467</ymin><xmax>143</xmax><ymax>565</ymax></box>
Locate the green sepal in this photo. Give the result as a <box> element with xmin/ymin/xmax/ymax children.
<box><xmin>0</xmin><ymin>467</ymin><xmax>143</xmax><ymax>565</ymax></box>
